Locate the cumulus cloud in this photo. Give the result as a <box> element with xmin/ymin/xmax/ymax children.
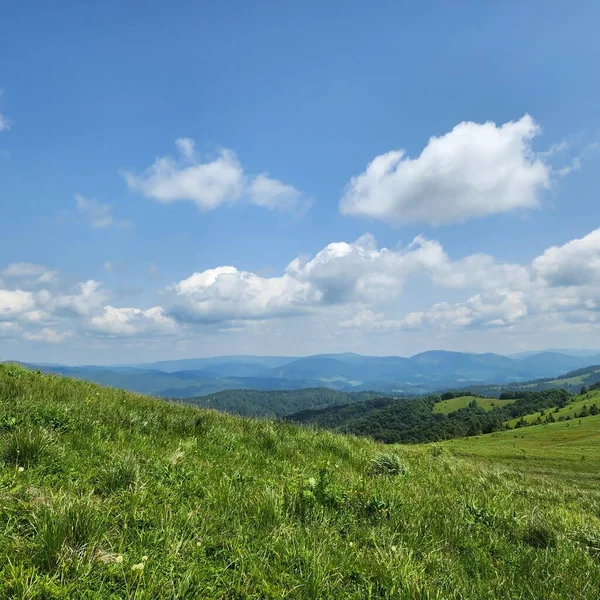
<box><xmin>75</xmin><ymin>194</ymin><xmax>131</xmax><ymax>229</ymax></box>
<box><xmin>390</xmin><ymin>228</ymin><xmax>600</xmax><ymax>333</ymax></box>
<box><xmin>90</xmin><ymin>306</ymin><xmax>177</xmax><ymax>336</ymax></box>
<box><xmin>532</xmin><ymin>228</ymin><xmax>600</xmax><ymax>287</ymax></box>
<box><xmin>43</xmin><ymin>280</ymin><xmax>110</xmax><ymax>317</ymax></box>
<box><xmin>167</xmin><ymin>227</ymin><xmax>600</xmax><ymax>337</ymax></box>
<box><xmin>169</xmin><ymin>266</ymin><xmax>320</xmax><ymax>323</ymax></box>
<box><xmin>0</xmin><ymin>289</ymin><xmax>36</xmax><ymax>320</ymax></box>
<box><xmin>340</xmin><ymin>115</ymin><xmax>551</xmax><ymax>226</ymax></box>
<box><xmin>0</xmin><ymin>267</ymin><xmax>176</xmax><ymax>343</ymax></box>
<box><xmin>287</xmin><ymin>234</ymin><xmax>441</xmax><ymax>304</ymax></box>
<box><xmin>6</xmin><ymin>227</ymin><xmax>600</xmax><ymax>347</ymax></box>
<box><xmin>165</xmin><ymin>233</ymin><xmax>528</xmax><ymax>324</ymax></box>
<box><xmin>123</xmin><ymin>139</ymin><xmax>306</xmax><ymax>213</ymax></box>
<box><xmin>400</xmin><ymin>291</ymin><xmax>529</xmax><ymax>331</ymax></box>
<box><xmin>167</xmin><ymin>234</ymin><xmax>460</xmax><ymax>323</ymax></box>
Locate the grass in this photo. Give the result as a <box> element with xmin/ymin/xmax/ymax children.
<box><xmin>368</xmin><ymin>452</ymin><xmax>407</xmax><ymax>476</ymax></box>
<box><xmin>0</xmin><ymin>364</ymin><xmax>600</xmax><ymax>598</ymax></box>
<box><xmin>433</xmin><ymin>395</ymin><xmax>515</xmax><ymax>414</ymax></box>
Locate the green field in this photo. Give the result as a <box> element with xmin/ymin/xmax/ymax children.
<box><xmin>446</xmin><ymin>413</ymin><xmax>600</xmax><ymax>479</ymax></box>
<box><xmin>433</xmin><ymin>395</ymin><xmax>515</xmax><ymax>414</ymax></box>
<box><xmin>1</xmin><ymin>364</ymin><xmax>600</xmax><ymax>599</ymax></box>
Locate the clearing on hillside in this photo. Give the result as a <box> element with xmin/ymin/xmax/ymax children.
<box><xmin>433</xmin><ymin>395</ymin><xmax>515</xmax><ymax>414</ymax></box>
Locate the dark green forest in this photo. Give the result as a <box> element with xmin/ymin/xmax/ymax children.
<box><xmin>183</xmin><ymin>388</ymin><xmax>391</xmax><ymax>417</ymax></box>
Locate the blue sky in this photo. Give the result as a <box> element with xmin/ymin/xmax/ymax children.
<box><xmin>1</xmin><ymin>0</ymin><xmax>600</xmax><ymax>364</ymax></box>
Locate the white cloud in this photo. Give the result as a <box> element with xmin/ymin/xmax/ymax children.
<box><xmin>340</xmin><ymin>115</ymin><xmax>551</xmax><ymax>226</ymax></box>
<box><xmin>90</xmin><ymin>306</ymin><xmax>177</xmax><ymax>337</ymax></box>
<box><xmin>123</xmin><ymin>139</ymin><xmax>306</xmax><ymax>213</ymax></box>
<box><xmin>400</xmin><ymin>291</ymin><xmax>528</xmax><ymax>331</ymax></box>
<box><xmin>75</xmin><ymin>194</ymin><xmax>131</xmax><ymax>229</ymax></box>
<box><xmin>2</xmin><ymin>263</ymin><xmax>57</xmax><ymax>284</ymax></box>
<box><xmin>5</xmin><ymin>227</ymin><xmax>600</xmax><ymax>349</ymax></box>
<box><xmin>42</xmin><ymin>280</ymin><xmax>110</xmax><ymax>317</ymax></box>
<box><xmin>165</xmin><ymin>228</ymin><xmax>600</xmax><ymax>337</ymax></box>
<box><xmin>0</xmin><ymin>90</ymin><xmax>11</xmax><ymax>132</ymax></box>
<box><xmin>175</xmin><ymin>137</ymin><xmax>195</xmax><ymax>161</ymax></box>
<box><xmin>0</xmin><ymin>290</ymin><xmax>36</xmax><ymax>320</ymax></box>
<box><xmin>339</xmin><ymin>308</ymin><xmax>401</xmax><ymax>330</ymax></box>
<box><xmin>23</xmin><ymin>328</ymin><xmax>72</xmax><ymax>344</ymax></box>
<box><xmin>287</xmin><ymin>234</ymin><xmax>438</xmax><ymax>304</ymax></box>
<box><xmin>532</xmin><ymin>228</ymin><xmax>600</xmax><ymax>287</ymax></box>
<box><xmin>166</xmin><ymin>233</ymin><xmax>531</xmax><ymax>325</ymax></box>
<box><xmin>0</xmin><ymin>264</ymin><xmax>175</xmax><ymax>344</ymax></box>
<box><xmin>249</xmin><ymin>174</ymin><xmax>308</xmax><ymax>213</ymax></box>
<box><xmin>169</xmin><ymin>266</ymin><xmax>320</xmax><ymax>323</ymax></box>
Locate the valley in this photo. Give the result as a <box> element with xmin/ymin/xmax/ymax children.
<box><xmin>9</xmin><ymin>348</ymin><xmax>600</xmax><ymax>401</ymax></box>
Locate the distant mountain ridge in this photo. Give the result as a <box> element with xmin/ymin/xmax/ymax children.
<box><xmin>7</xmin><ymin>348</ymin><xmax>600</xmax><ymax>400</ymax></box>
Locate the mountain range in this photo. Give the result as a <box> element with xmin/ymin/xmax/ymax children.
<box><xmin>8</xmin><ymin>349</ymin><xmax>600</xmax><ymax>399</ymax></box>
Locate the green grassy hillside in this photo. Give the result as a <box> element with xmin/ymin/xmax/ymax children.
<box><xmin>505</xmin><ymin>391</ymin><xmax>600</xmax><ymax>427</ymax></box>
<box><xmin>446</xmin><ymin>412</ymin><xmax>600</xmax><ymax>477</ymax></box>
<box><xmin>1</xmin><ymin>364</ymin><xmax>599</xmax><ymax>598</ymax></box>
<box><xmin>433</xmin><ymin>395</ymin><xmax>515</xmax><ymax>414</ymax></box>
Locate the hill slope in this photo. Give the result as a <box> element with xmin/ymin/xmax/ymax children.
<box><xmin>0</xmin><ymin>365</ymin><xmax>599</xmax><ymax>598</ymax></box>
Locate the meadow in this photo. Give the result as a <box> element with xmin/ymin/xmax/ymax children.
<box><xmin>0</xmin><ymin>364</ymin><xmax>599</xmax><ymax>599</ymax></box>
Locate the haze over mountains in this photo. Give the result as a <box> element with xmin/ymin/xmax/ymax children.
<box><xmin>11</xmin><ymin>349</ymin><xmax>600</xmax><ymax>399</ymax></box>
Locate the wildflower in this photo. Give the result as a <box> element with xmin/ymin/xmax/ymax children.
<box><xmin>131</xmin><ymin>562</ymin><xmax>144</xmax><ymax>571</ymax></box>
<box><xmin>349</xmin><ymin>541</ymin><xmax>354</xmax><ymax>547</ymax></box>
<box><xmin>115</xmin><ymin>555</ymin><xmax>124</xmax><ymax>564</ymax></box>
<box><xmin>307</xmin><ymin>477</ymin><xmax>317</xmax><ymax>488</ymax></box>
<box><xmin>142</xmin><ymin>555</ymin><xmax>148</xmax><ymax>561</ymax></box>
<box><xmin>18</xmin><ymin>466</ymin><xmax>24</xmax><ymax>473</ymax></box>
<box><xmin>196</xmin><ymin>541</ymin><xmax>201</xmax><ymax>547</ymax></box>
<box><xmin>391</xmin><ymin>545</ymin><xmax>397</xmax><ymax>552</ymax></box>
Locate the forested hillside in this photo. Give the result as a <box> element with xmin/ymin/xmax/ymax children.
<box><xmin>288</xmin><ymin>389</ymin><xmax>572</xmax><ymax>444</ymax></box>
<box><xmin>183</xmin><ymin>388</ymin><xmax>389</xmax><ymax>417</ymax></box>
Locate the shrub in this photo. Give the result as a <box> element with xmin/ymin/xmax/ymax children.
<box><xmin>2</xmin><ymin>428</ymin><xmax>52</xmax><ymax>468</ymax></box>
<box><xmin>368</xmin><ymin>453</ymin><xmax>407</xmax><ymax>476</ymax></box>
